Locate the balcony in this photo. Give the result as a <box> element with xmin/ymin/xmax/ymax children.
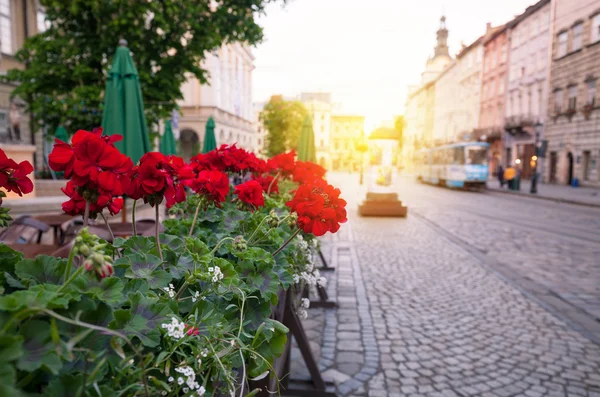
<box><xmin>473</xmin><ymin>126</ymin><xmax>503</xmax><ymax>141</ymax></box>
<box><xmin>504</xmin><ymin>113</ymin><xmax>538</xmax><ymax>134</ymax></box>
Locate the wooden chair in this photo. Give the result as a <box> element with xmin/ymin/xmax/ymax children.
<box><xmin>0</xmin><ymin>216</ymin><xmax>51</xmax><ymax>244</ymax></box>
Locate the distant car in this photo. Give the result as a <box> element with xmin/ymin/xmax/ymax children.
<box><xmin>416</xmin><ymin>142</ymin><xmax>489</xmax><ymax>189</ymax></box>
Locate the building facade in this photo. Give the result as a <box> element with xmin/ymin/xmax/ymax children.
<box><xmin>178</xmin><ymin>43</ymin><xmax>256</xmax><ymax>159</ymax></box>
<box><xmin>454</xmin><ymin>37</ymin><xmax>485</xmax><ymax>143</ymax></box>
<box><xmin>478</xmin><ymin>24</ymin><xmax>509</xmax><ymax>177</ymax></box>
<box><xmin>300</xmin><ymin>92</ymin><xmax>332</xmax><ymax>170</ymax></box>
<box><xmin>330</xmin><ymin>115</ymin><xmax>365</xmax><ymax>171</ymax></box>
<box><xmin>504</xmin><ymin>0</ymin><xmax>552</xmax><ymax>180</ymax></box>
<box><xmin>544</xmin><ymin>0</ymin><xmax>600</xmax><ymax>186</ymax></box>
<box><xmin>433</xmin><ymin>62</ymin><xmax>459</xmax><ymax>145</ymax></box>
<box><xmin>404</xmin><ymin>16</ymin><xmax>452</xmax><ymax>160</ymax></box>
<box><xmin>0</xmin><ymin>0</ymin><xmax>44</xmax><ymax>172</ymax></box>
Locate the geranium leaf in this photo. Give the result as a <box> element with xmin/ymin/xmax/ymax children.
<box><xmin>0</xmin><ymin>284</ymin><xmax>80</xmax><ymax>312</ymax></box>
<box><xmin>44</xmin><ymin>374</ymin><xmax>83</xmax><ymax>397</ymax></box>
<box><xmin>4</xmin><ymin>272</ymin><xmax>24</xmax><ymax>289</ymax></box>
<box><xmin>14</xmin><ymin>255</ymin><xmax>68</xmax><ymax>285</ymax></box>
<box><xmin>159</xmin><ymin>234</ymin><xmax>185</xmax><ymax>251</ymax></box>
<box><xmin>109</xmin><ymin>292</ymin><xmax>172</xmax><ymax>347</ymax></box>
<box><xmin>0</xmin><ymin>244</ymin><xmax>23</xmax><ymax>274</ymax></box>
<box><xmin>0</xmin><ymin>335</ymin><xmax>24</xmax><ymax>362</ymax></box>
<box><xmin>113</xmin><ymin>236</ymin><xmax>154</xmax><ymax>254</ymax></box>
<box><xmin>17</xmin><ymin>320</ymin><xmax>62</xmax><ymax>374</ymax></box>
<box><xmin>72</xmin><ymin>277</ymin><xmax>124</xmax><ymax>305</ymax></box>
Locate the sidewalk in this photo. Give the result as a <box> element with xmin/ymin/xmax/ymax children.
<box><xmin>487</xmin><ymin>179</ymin><xmax>600</xmax><ymax>207</ymax></box>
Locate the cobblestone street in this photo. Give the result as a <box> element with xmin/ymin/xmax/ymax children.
<box><xmin>292</xmin><ymin>173</ymin><xmax>600</xmax><ymax>397</ymax></box>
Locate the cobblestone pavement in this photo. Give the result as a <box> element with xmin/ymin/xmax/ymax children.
<box><xmin>289</xmin><ymin>172</ymin><xmax>600</xmax><ymax>397</ymax></box>
<box><xmin>486</xmin><ymin>179</ymin><xmax>600</xmax><ymax>207</ymax></box>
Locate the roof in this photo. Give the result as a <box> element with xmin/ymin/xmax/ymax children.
<box><xmin>483</xmin><ymin>24</ymin><xmax>509</xmax><ymax>45</ymax></box>
<box><xmin>508</xmin><ymin>0</ymin><xmax>551</xmax><ymax>29</ymax></box>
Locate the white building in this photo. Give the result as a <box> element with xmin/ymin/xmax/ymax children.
<box><xmin>178</xmin><ymin>43</ymin><xmax>256</xmax><ymax>159</ymax></box>
<box><xmin>433</xmin><ymin>62</ymin><xmax>459</xmax><ymax>144</ymax></box>
<box><xmin>252</xmin><ymin>101</ymin><xmax>267</xmax><ymax>155</ymax></box>
<box><xmin>300</xmin><ymin>92</ymin><xmax>332</xmax><ymax>170</ymax></box>
<box><xmin>454</xmin><ymin>37</ymin><xmax>485</xmax><ymax>142</ymax></box>
<box><xmin>504</xmin><ymin>0</ymin><xmax>551</xmax><ymax>180</ymax></box>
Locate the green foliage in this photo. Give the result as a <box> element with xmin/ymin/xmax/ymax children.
<box><xmin>0</xmin><ymin>180</ymin><xmax>321</xmax><ymax>396</ymax></box>
<box><xmin>261</xmin><ymin>97</ymin><xmax>309</xmax><ymax>156</ymax></box>
<box><xmin>5</xmin><ymin>0</ymin><xmax>284</xmax><ymax>134</ymax></box>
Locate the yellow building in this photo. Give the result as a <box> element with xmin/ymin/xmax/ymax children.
<box><xmin>330</xmin><ymin>115</ymin><xmax>365</xmax><ymax>171</ymax></box>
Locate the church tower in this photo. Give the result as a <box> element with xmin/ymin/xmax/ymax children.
<box><xmin>434</xmin><ymin>16</ymin><xmax>449</xmax><ymax>57</ymax></box>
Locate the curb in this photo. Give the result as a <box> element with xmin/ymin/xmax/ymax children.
<box><xmin>486</xmin><ymin>187</ymin><xmax>600</xmax><ymax>209</ymax></box>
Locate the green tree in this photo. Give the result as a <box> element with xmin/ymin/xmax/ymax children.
<box><xmin>394</xmin><ymin>115</ymin><xmax>405</xmax><ymax>149</ymax></box>
<box><xmin>260</xmin><ymin>96</ymin><xmax>308</xmax><ymax>156</ymax></box>
<box><xmin>6</xmin><ymin>0</ymin><xmax>284</xmax><ymax>137</ymax></box>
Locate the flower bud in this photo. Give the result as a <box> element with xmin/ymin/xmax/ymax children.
<box><xmin>232</xmin><ymin>235</ymin><xmax>247</xmax><ymax>251</ymax></box>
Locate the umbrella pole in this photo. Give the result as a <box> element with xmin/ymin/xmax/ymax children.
<box><xmin>122</xmin><ymin>197</ymin><xmax>127</xmax><ymax>223</ymax></box>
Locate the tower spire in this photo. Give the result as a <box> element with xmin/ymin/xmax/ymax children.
<box><xmin>434</xmin><ymin>15</ymin><xmax>449</xmax><ymax>57</ymax></box>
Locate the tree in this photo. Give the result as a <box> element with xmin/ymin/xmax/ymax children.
<box><xmin>6</xmin><ymin>0</ymin><xmax>284</xmax><ymax>137</ymax></box>
<box><xmin>394</xmin><ymin>115</ymin><xmax>405</xmax><ymax>149</ymax></box>
<box><xmin>260</xmin><ymin>96</ymin><xmax>308</xmax><ymax>156</ymax></box>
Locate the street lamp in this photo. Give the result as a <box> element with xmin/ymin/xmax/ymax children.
<box><xmin>530</xmin><ymin>122</ymin><xmax>543</xmax><ymax>194</ymax></box>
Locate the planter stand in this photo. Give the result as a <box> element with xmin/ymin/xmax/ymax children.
<box><xmin>302</xmin><ymin>282</ymin><xmax>336</xmax><ymax>309</ymax></box>
<box><xmin>253</xmin><ymin>289</ymin><xmax>336</xmax><ymax>397</ymax></box>
<box><xmin>317</xmin><ymin>248</ymin><xmax>335</xmax><ymax>272</ymax></box>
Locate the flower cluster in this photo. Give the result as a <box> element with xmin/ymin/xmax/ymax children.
<box><xmin>188</xmin><ymin>170</ymin><xmax>230</xmax><ymax>206</ymax></box>
<box><xmin>162</xmin><ymin>317</ymin><xmax>187</xmax><ymax>339</ymax></box>
<box><xmin>49</xmin><ymin>128</ymin><xmax>131</xmax><ymax>217</ymax></box>
<box><xmin>190</xmin><ymin>144</ymin><xmax>266</xmax><ymax>175</ymax></box>
<box><xmin>173</xmin><ymin>366</ymin><xmax>205</xmax><ymax>395</ymax></box>
<box><xmin>163</xmin><ymin>283</ymin><xmax>176</xmax><ymax>298</ymax></box>
<box><xmin>208</xmin><ymin>265</ymin><xmax>224</xmax><ymax>283</ymax></box>
<box><xmin>73</xmin><ymin>228</ymin><xmax>114</xmax><ymax>280</ymax></box>
<box><xmin>293</xmin><ymin>269</ymin><xmax>327</xmax><ymax>287</ymax></box>
<box><xmin>287</xmin><ymin>179</ymin><xmax>347</xmax><ymax>236</ymax></box>
<box><xmin>126</xmin><ymin>152</ymin><xmax>194</xmax><ymax>208</ymax></box>
<box><xmin>234</xmin><ymin>180</ymin><xmax>265</xmax><ymax>208</ymax></box>
<box><xmin>0</xmin><ymin>148</ymin><xmax>34</xmax><ymax>201</ymax></box>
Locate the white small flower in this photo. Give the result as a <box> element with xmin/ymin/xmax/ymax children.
<box><xmin>297</xmin><ymin>308</ymin><xmax>308</xmax><ymax>319</ymax></box>
<box><xmin>192</xmin><ymin>290</ymin><xmax>200</xmax><ymax>303</ymax></box>
<box><xmin>200</xmin><ymin>348</ymin><xmax>209</xmax><ymax>357</ymax></box>
<box><xmin>168</xmin><ymin>376</ymin><xmax>174</xmax><ymax>382</ymax></box>
<box><xmin>230</xmin><ymin>340</ymin><xmax>235</xmax><ymax>347</ymax></box>
<box><xmin>301</xmin><ymin>298</ymin><xmax>310</xmax><ymax>309</ymax></box>
<box><xmin>178</xmin><ymin>377</ymin><xmax>184</xmax><ymax>385</ymax></box>
<box><xmin>161</xmin><ymin>391</ymin><xmax>167</xmax><ymax>396</ymax></box>
<box><xmin>198</xmin><ymin>386</ymin><xmax>206</xmax><ymax>396</ymax></box>
<box><xmin>162</xmin><ymin>317</ymin><xmax>186</xmax><ymax>339</ymax></box>
<box><xmin>183</xmin><ymin>387</ymin><xmax>189</xmax><ymax>393</ymax></box>
<box><xmin>163</xmin><ymin>284</ymin><xmax>176</xmax><ymax>298</ymax></box>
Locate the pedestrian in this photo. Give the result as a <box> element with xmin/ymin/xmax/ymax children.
<box><xmin>504</xmin><ymin>165</ymin><xmax>516</xmax><ymax>190</ymax></box>
<box><xmin>497</xmin><ymin>164</ymin><xmax>505</xmax><ymax>188</ymax></box>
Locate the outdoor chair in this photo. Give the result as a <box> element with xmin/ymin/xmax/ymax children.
<box><xmin>0</xmin><ymin>215</ymin><xmax>51</xmax><ymax>245</ymax></box>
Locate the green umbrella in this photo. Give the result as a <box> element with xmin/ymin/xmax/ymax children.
<box><xmin>55</xmin><ymin>126</ymin><xmax>69</xmax><ymax>143</ymax></box>
<box><xmin>202</xmin><ymin>116</ymin><xmax>217</xmax><ymax>153</ymax></box>
<box><xmin>297</xmin><ymin>115</ymin><xmax>316</xmax><ymax>162</ymax></box>
<box><xmin>159</xmin><ymin>120</ymin><xmax>177</xmax><ymax>156</ymax></box>
<box><xmin>102</xmin><ymin>39</ymin><xmax>151</xmax><ymax>164</ymax></box>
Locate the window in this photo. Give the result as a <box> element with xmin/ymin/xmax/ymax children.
<box><xmin>568</xmin><ymin>85</ymin><xmax>577</xmax><ymax>110</ymax></box>
<box><xmin>0</xmin><ymin>0</ymin><xmax>11</xmax><ymax>54</ymax></box>
<box><xmin>572</xmin><ymin>23</ymin><xmax>583</xmax><ymax>51</ymax></box>
<box><xmin>592</xmin><ymin>14</ymin><xmax>600</xmax><ymax>43</ymax></box>
<box><xmin>554</xmin><ymin>89</ymin><xmax>563</xmax><ymax>113</ymax></box>
<box><xmin>498</xmin><ymin>75</ymin><xmax>505</xmax><ymax>94</ymax></box>
<box><xmin>557</xmin><ymin>31</ymin><xmax>568</xmax><ymax>57</ymax></box>
<box><xmin>586</xmin><ymin>80</ymin><xmax>596</xmax><ymax>106</ymax></box>
<box><xmin>500</xmin><ymin>44</ymin><xmax>507</xmax><ymax>63</ymax></box>
<box><xmin>538</xmin><ymin>48</ymin><xmax>546</xmax><ymax>70</ymax></box>
<box><xmin>0</xmin><ymin>110</ymin><xmax>8</xmax><ymax>138</ymax></box>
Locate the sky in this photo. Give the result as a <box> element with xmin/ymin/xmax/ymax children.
<box><xmin>252</xmin><ymin>0</ymin><xmax>533</xmax><ymax>131</ymax></box>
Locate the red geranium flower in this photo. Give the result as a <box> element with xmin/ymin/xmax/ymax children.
<box><xmin>252</xmin><ymin>175</ymin><xmax>279</xmax><ymax>194</ymax></box>
<box><xmin>234</xmin><ymin>180</ymin><xmax>265</xmax><ymax>208</ymax></box>
<box><xmin>286</xmin><ymin>180</ymin><xmax>347</xmax><ymax>236</ymax></box>
<box><xmin>268</xmin><ymin>150</ymin><xmax>296</xmax><ymax>176</ymax></box>
<box><xmin>48</xmin><ymin>140</ymin><xmax>75</xmax><ymax>177</ymax></box>
<box><xmin>0</xmin><ymin>149</ymin><xmax>34</xmax><ymax>197</ymax></box>
<box><xmin>293</xmin><ymin>161</ymin><xmax>327</xmax><ymax>184</ymax></box>
<box><xmin>188</xmin><ymin>170</ymin><xmax>230</xmax><ymax>205</ymax></box>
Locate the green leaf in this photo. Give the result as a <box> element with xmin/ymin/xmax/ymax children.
<box><xmin>159</xmin><ymin>234</ymin><xmax>185</xmax><ymax>251</ymax></box>
<box><xmin>0</xmin><ymin>244</ymin><xmax>23</xmax><ymax>274</ymax></box>
<box><xmin>109</xmin><ymin>292</ymin><xmax>172</xmax><ymax>347</ymax></box>
<box><xmin>15</xmin><ymin>255</ymin><xmax>68</xmax><ymax>285</ymax></box>
<box><xmin>112</xmin><ymin>236</ymin><xmax>154</xmax><ymax>253</ymax></box>
<box><xmin>117</xmin><ymin>253</ymin><xmax>172</xmax><ymax>289</ymax></box>
<box><xmin>0</xmin><ymin>284</ymin><xmax>80</xmax><ymax>311</ymax></box>
<box><xmin>17</xmin><ymin>320</ymin><xmax>62</xmax><ymax>374</ymax></box>
<box><xmin>0</xmin><ymin>335</ymin><xmax>24</xmax><ymax>362</ymax></box>
<box><xmin>72</xmin><ymin>276</ymin><xmax>124</xmax><ymax>305</ymax></box>
<box><xmin>44</xmin><ymin>374</ymin><xmax>83</xmax><ymax>397</ymax></box>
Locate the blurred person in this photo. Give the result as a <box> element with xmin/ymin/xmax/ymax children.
<box><xmin>497</xmin><ymin>164</ymin><xmax>505</xmax><ymax>188</ymax></box>
<box><xmin>504</xmin><ymin>164</ymin><xmax>516</xmax><ymax>190</ymax></box>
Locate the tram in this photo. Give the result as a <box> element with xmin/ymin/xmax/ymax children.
<box><xmin>416</xmin><ymin>142</ymin><xmax>489</xmax><ymax>189</ymax></box>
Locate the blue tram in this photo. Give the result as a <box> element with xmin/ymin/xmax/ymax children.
<box><xmin>416</xmin><ymin>142</ymin><xmax>489</xmax><ymax>189</ymax></box>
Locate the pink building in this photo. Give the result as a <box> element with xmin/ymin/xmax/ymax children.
<box><xmin>478</xmin><ymin>24</ymin><xmax>509</xmax><ymax>177</ymax></box>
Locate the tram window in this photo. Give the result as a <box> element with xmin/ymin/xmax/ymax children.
<box><xmin>453</xmin><ymin>148</ymin><xmax>465</xmax><ymax>164</ymax></box>
<box><xmin>466</xmin><ymin>146</ymin><xmax>488</xmax><ymax>165</ymax></box>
